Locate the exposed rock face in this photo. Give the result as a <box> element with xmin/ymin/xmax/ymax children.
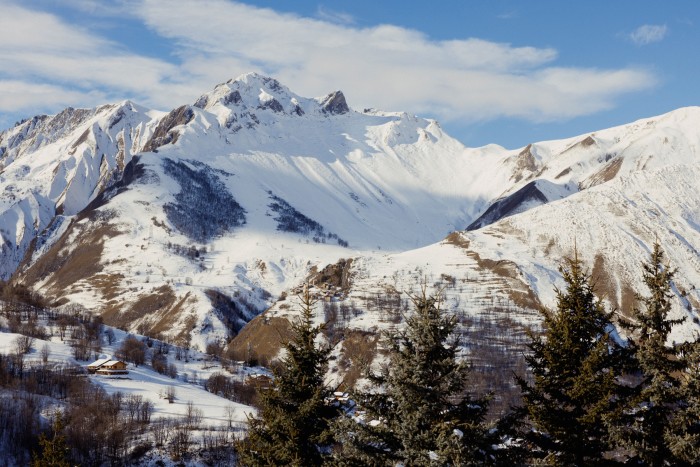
<box><xmin>467</xmin><ymin>180</ymin><xmax>549</xmax><ymax>230</ymax></box>
<box><xmin>0</xmin><ymin>108</ymin><xmax>97</xmax><ymax>163</ymax></box>
<box><xmin>510</xmin><ymin>144</ymin><xmax>539</xmax><ymax>183</ymax></box>
<box><xmin>258</xmin><ymin>97</ymin><xmax>284</xmax><ymax>113</ymax></box>
<box><xmin>579</xmin><ymin>157</ymin><xmax>624</xmax><ymax>190</ymax></box>
<box><xmin>223</xmin><ymin>90</ymin><xmax>242</xmax><ymax>106</ymax></box>
<box><xmin>319</xmin><ymin>91</ymin><xmax>349</xmax><ymax>115</ymax></box>
<box><xmin>143</xmin><ymin>105</ymin><xmax>195</xmax><ymax>152</ymax></box>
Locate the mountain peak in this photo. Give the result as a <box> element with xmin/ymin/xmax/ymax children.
<box><xmin>223</xmin><ymin>72</ymin><xmax>295</xmax><ymax>103</ymax></box>
<box><xmin>229</xmin><ymin>72</ymin><xmax>285</xmax><ymax>91</ymax></box>
<box><xmin>194</xmin><ymin>72</ymin><xmax>296</xmax><ymax>113</ymax></box>
<box><xmin>317</xmin><ymin>90</ymin><xmax>349</xmax><ymax>115</ymax></box>
<box><xmin>192</xmin><ymin>73</ymin><xmax>353</xmax><ymax>123</ymax></box>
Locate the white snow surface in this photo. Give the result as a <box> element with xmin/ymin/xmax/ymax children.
<box><xmin>1</xmin><ymin>73</ymin><xmax>699</xmax><ymax>347</ymax></box>
<box><xmin>0</xmin><ymin>328</ymin><xmax>255</xmax><ymax>427</ymax></box>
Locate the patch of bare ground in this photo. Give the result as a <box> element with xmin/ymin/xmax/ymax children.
<box><xmin>443</xmin><ymin>231</ymin><xmax>470</xmax><ymax>249</ymax></box>
<box><xmin>226</xmin><ymin>315</ymin><xmax>293</xmax><ymax>367</ymax></box>
<box><xmin>541</xmin><ymin>235</ymin><xmax>557</xmax><ymax>256</ymax></box>
<box><xmin>101</xmin><ymin>285</ymin><xmax>186</xmax><ymax>339</ymax></box>
<box><xmin>308</xmin><ymin>258</ymin><xmax>354</xmax><ymax>291</ymax></box>
<box><xmin>471</xmin><ymin>255</ymin><xmax>518</xmax><ymax>280</ymax></box>
<box><xmin>88</xmin><ymin>273</ymin><xmax>124</xmax><ymax>301</ymax></box>
<box><xmin>628</xmin><ymin>221</ymin><xmax>649</xmax><ymax>239</ymax></box>
<box><xmin>591</xmin><ymin>254</ymin><xmax>637</xmax><ymax>320</ymax></box>
<box><xmin>172</xmin><ymin>313</ymin><xmax>198</xmax><ymax>348</ymax></box>
<box><xmin>580</xmin><ymin>158</ymin><xmax>623</xmax><ymax>190</ymax></box>
<box><xmin>580</xmin><ymin>135</ymin><xmax>596</xmax><ymax>147</ymax></box>
<box><xmin>491</xmin><ymin>221</ymin><xmax>526</xmax><ymax>242</ymax></box>
<box><xmin>143</xmin><ymin>289</ymin><xmax>194</xmax><ymax>341</ymax></box>
<box><xmin>16</xmin><ymin>216</ymin><xmax>121</xmax><ymax>299</ymax></box>
<box><xmin>555</xmin><ymin>167</ymin><xmax>572</xmax><ymax>179</ymax></box>
<box><xmin>337</xmin><ymin>330</ymin><xmax>379</xmax><ymax>390</ymax></box>
<box><xmin>467</xmin><ymin>250</ymin><xmax>542</xmax><ymax>310</ymax></box>
<box><xmin>562</xmin><ymin>135</ymin><xmax>597</xmax><ymax>155</ymax></box>
<box><xmin>510</xmin><ymin>144</ymin><xmax>538</xmax><ymax>183</ymax></box>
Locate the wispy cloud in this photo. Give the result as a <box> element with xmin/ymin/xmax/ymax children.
<box><xmin>0</xmin><ymin>80</ymin><xmax>105</xmax><ymax>113</ymax></box>
<box><xmin>0</xmin><ymin>0</ymin><xmax>658</xmax><ymax>127</ymax></box>
<box><xmin>0</xmin><ymin>2</ymin><xmax>189</xmax><ymax>111</ymax></box>
<box><xmin>629</xmin><ymin>24</ymin><xmax>668</xmax><ymax>45</ymax></box>
<box><xmin>497</xmin><ymin>10</ymin><xmax>518</xmax><ymax>20</ymax></box>
<box><xmin>315</xmin><ymin>5</ymin><xmax>354</xmax><ymax>25</ymax></box>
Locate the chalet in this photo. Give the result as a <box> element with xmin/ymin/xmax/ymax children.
<box><xmin>87</xmin><ymin>358</ymin><xmax>129</xmax><ymax>375</ymax></box>
<box><xmin>97</xmin><ymin>360</ymin><xmax>128</xmax><ymax>375</ymax></box>
<box><xmin>245</xmin><ymin>374</ymin><xmax>273</xmax><ymax>390</ymax></box>
<box><xmin>87</xmin><ymin>357</ymin><xmax>111</xmax><ymax>374</ymax></box>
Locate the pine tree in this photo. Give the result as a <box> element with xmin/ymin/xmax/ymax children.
<box><xmin>667</xmin><ymin>339</ymin><xmax>700</xmax><ymax>465</ymax></box>
<box><xmin>32</xmin><ymin>411</ymin><xmax>71</xmax><ymax>467</ymax></box>
<box><xmin>237</xmin><ymin>286</ymin><xmax>336</xmax><ymax>466</ymax></box>
<box><xmin>334</xmin><ymin>287</ymin><xmax>493</xmax><ymax>466</ymax></box>
<box><xmin>612</xmin><ymin>243</ymin><xmax>688</xmax><ymax>466</ymax></box>
<box><xmin>517</xmin><ymin>253</ymin><xmax>623</xmax><ymax>465</ymax></box>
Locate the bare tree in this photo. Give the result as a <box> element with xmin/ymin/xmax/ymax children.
<box><xmin>56</xmin><ymin>316</ymin><xmax>69</xmax><ymax>340</ymax></box>
<box><xmin>225</xmin><ymin>405</ymin><xmax>237</xmax><ymax>430</ymax></box>
<box><xmin>171</xmin><ymin>422</ymin><xmax>191</xmax><ymax>460</ymax></box>
<box><xmin>139</xmin><ymin>400</ymin><xmax>153</xmax><ymax>424</ymax></box>
<box><xmin>117</xmin><ymin>336</ymin><xmax>147</xmax><ymax>366</ymax></box>
<box><xmin>124</xmin><ymin>394</ymin><xmax>143</xmax><ymax>425</ymax></box>
<box><xmin>40</xmin><ymin>343</ymin><xmax>50</xmax><ymax>364</ymax></box>
<box><xmin>13</xmin><ymin>335</ymin><xmax>34</xmax><ymax>355</ymax></box>
<box><xmin>184</xmin><ymin>401</ymin><xmax>203</xmax><ymax>429</ymax></box>
<box><xmin>151</xmin><ymin>418</ymin><xmax>171</xmax><ymax>447</ymax></box>
<box><xmin>105</xmin><ymin>328</ymin><xmax>115</xmax><ymax>345</ymax></box>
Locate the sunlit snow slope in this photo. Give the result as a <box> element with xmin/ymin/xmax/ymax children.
<box><xmin>1</xmin><ymin>73</ymin><xmax>699</xmax><ymax>348</ymax></box>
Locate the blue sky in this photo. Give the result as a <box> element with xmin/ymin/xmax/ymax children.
<box><xmin>1</xmin><ymin>0</ymin><xmax>698</xmax><ymax>148</ymax></box>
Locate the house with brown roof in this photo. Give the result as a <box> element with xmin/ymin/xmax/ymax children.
<box><xmin>87</xmin><ymin>357</ymin><xmax>111</xmax><ymax>373</ymax></box>
<box><xmin>87</xmin><ymin>358</ymin><xmax>128</xmax><ymax>375</ymax></box>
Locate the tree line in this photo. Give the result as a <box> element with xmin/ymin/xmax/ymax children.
<box><xmin>239</xmin><ymin>243</ymin><xmax>700</xmax><ymax>466</ymax></box>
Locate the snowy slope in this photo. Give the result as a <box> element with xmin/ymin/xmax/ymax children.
<box><xmin>0</xmin><ymin>102</ymin><xmax>160</xmax><ymax>278</ymax></box>
<box><xmin>0</xmin><ymin>327</ymin><xmax>255</xmax><ymax>427</ymax></box>
<box><xmin>2</xmin><ymin>73</ymin><xmax>700</xmax><ymax>350</ymax></box>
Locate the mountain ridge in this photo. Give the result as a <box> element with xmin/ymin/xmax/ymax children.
<box><xmin>1</xmin><ymin>74</ymin><xmax>699</xmax><ymax>353</ymax></box>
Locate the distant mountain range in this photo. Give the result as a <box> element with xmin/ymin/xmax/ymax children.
<box><xmin>1</xmin><ymin>73</ymin><xmax>698</xmax><ymax>358</ymax></box>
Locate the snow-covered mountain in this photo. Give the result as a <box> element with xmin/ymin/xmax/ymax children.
<box><xmin>1</xmin><ymin>73</ymin><xmax>699</xmax><ymax>353</ymax></box>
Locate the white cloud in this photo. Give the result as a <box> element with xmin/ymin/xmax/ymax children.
<box><xmin>0</xmin><ymin>0</ymin><xmax>658</xmax><ymax>127</ymax></box>
<box><xmin>629</xmin><ymin>24</ymin><xmax>668</xmax><ymax>45</ymax></box>
<box><xmin>0</xmin><ymin>80</ymin><xmax>105</xmax><ymax>113</ymax></box>
<box><xmin>131</xmin><ymin>0</ymin><xmax>655</xmax><ymax>122</ymax></box>
<box><xmin>0</xmin><ymin>2</ymin><xmax>197</xmax><ymax>115</ymax></box>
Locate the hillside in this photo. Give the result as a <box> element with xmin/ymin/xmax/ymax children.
<box><xmin>0</xmin><ymin>299</ymin><xmax>257</xmax><ymax>465</ymax></box>
<box><xmin>0</xmin><ymin>73</ymin><xmax>698</xmax><ymax>357</ymax></box>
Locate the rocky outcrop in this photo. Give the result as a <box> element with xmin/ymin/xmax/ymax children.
<box><xmin>467</xmin><ymin>180</ymin><xmax>549</xmax><ymax>230</ymax></box>
<box><xmin>143</xmin><ymin>105</ymin><xmax>195</xmax><ymax>152</ymax></box>
<box><xmin>319</xmin><ymin>91</ymin><xmax>349</xmax><ymax>115</ymax></box>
